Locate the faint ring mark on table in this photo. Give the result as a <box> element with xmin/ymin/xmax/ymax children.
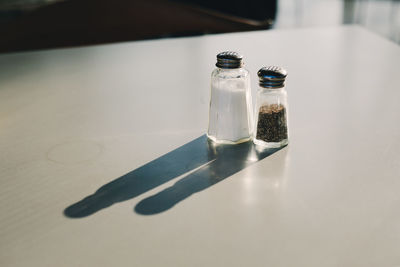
<box><xmin>47</xmin><ymin>140</ymin><xmax>103</xmax><ymax>164</ymax></box>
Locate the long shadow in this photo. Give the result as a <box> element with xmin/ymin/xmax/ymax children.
<box><xmin>64</xmin><ymin>135</ymin><xmax>213</xmax><ymax>218</ymax></box>
<box><xmin>134</xmin><ymin>140</ymin><xmax>282</xmax><ymax>215</ymax></box>
<box><xmin>64</xmin><ymin>135</ymin><xmax>283</xmax><ymax>218</ymax></box>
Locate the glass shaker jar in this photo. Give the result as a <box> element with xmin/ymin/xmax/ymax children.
<box><xmin>253</xmin><ymin>66</ymin><xmax>289</xmax><ymax>148</ymax></box>
<box><xmin>207</xmin><ymin>51</ymin><xmax>253</xmax><ymax>144</ymax></box>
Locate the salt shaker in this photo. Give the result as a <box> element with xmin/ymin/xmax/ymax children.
<box><xmin>207</xmin><ymin>51</ymin><xmax>253</xmax><ymax>144</ymax></box>
<box><xmin>253</xmin><ymin>66</ymin><xmax>289</xmax><ymax>148</ymax></box>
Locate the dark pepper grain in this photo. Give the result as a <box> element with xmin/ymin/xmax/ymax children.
<box><xmin>256</xmin><ymin>104</ymin><xmax>288</xmax><ymax>142</ymax></box>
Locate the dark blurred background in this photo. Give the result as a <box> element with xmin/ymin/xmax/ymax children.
<box><xmin>0</xmin><ymin>0</ymin><xmax>399</xmax><ymax>53</ymax></box>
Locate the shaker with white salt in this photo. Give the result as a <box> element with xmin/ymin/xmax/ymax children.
<box><xmin>207</xmin><ymin>51</ymin><xmax>253</xmax><ymax>144</ymax></box>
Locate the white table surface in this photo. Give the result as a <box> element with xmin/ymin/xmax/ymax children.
<box><xmin>1</xmin><ymin>25</ymin><xmax>400</xmax><ymax>267</ymax></box>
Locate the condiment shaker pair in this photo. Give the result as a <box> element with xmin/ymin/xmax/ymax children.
<box><xmin>207</xmin><ymin>51</ymin><xmax>289</xmax><ymax>148</ymax></box>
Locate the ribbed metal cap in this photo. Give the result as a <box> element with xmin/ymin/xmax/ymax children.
<box><xmin>216</xmin><ymin>51</ymin><xmax>243</xmax><ymax>69</ymax></box>
<box><xmin>257</xmin><ymin>66</ymin><xmax>288</xmax><ymax>88</ymax></box>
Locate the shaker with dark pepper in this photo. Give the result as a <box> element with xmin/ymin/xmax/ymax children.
<box><xmin>253</xmin><ymin>66</ymin><xmax>289</xmax><ymax>148</ymax></box>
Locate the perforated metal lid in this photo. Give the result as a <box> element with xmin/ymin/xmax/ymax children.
<box><xmin>257</xmin><ymin>66</ymin><xmax>288</xmax><ymax>88</ymax></box>
<box><xmin>216</xmin><ymin>51</ymin><xmax>243</xmax><ymax>69</ymax></box>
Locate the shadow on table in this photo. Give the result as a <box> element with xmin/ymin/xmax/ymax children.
<box><xmin>64</xmin><ymin>135</ymin><xmax>283</xmax><ymax>218</ymax></box>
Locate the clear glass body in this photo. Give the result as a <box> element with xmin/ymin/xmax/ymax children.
<box><xmin>253</xmin><ymin>85</ymin><xmax>289</xmax><ymax>148</ymax></box>
<box><xmin>207</xmin><ymin>67</ymin><xmax>253</xmax><ymax>144</ymax></box>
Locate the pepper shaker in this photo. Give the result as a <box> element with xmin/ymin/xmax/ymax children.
<box><xmin>253</xmin><ymin>66</ymin><xmax>289</xmax><ymax>148</ymax></box>
<box><xmin>207</xmin><ymin>51</ymin><xmax>253</xmax><ymax>144</ymax></box>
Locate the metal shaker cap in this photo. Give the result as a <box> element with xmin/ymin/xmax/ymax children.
<box><xmin>257</xmin><ymin>66</ymin><xmax>288</xmax><ymax>88</ymax></box>
<box><xmin>216</xmin><ymin>51</ymin><xmax>243</xmax><ymax>69</ymax></box>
